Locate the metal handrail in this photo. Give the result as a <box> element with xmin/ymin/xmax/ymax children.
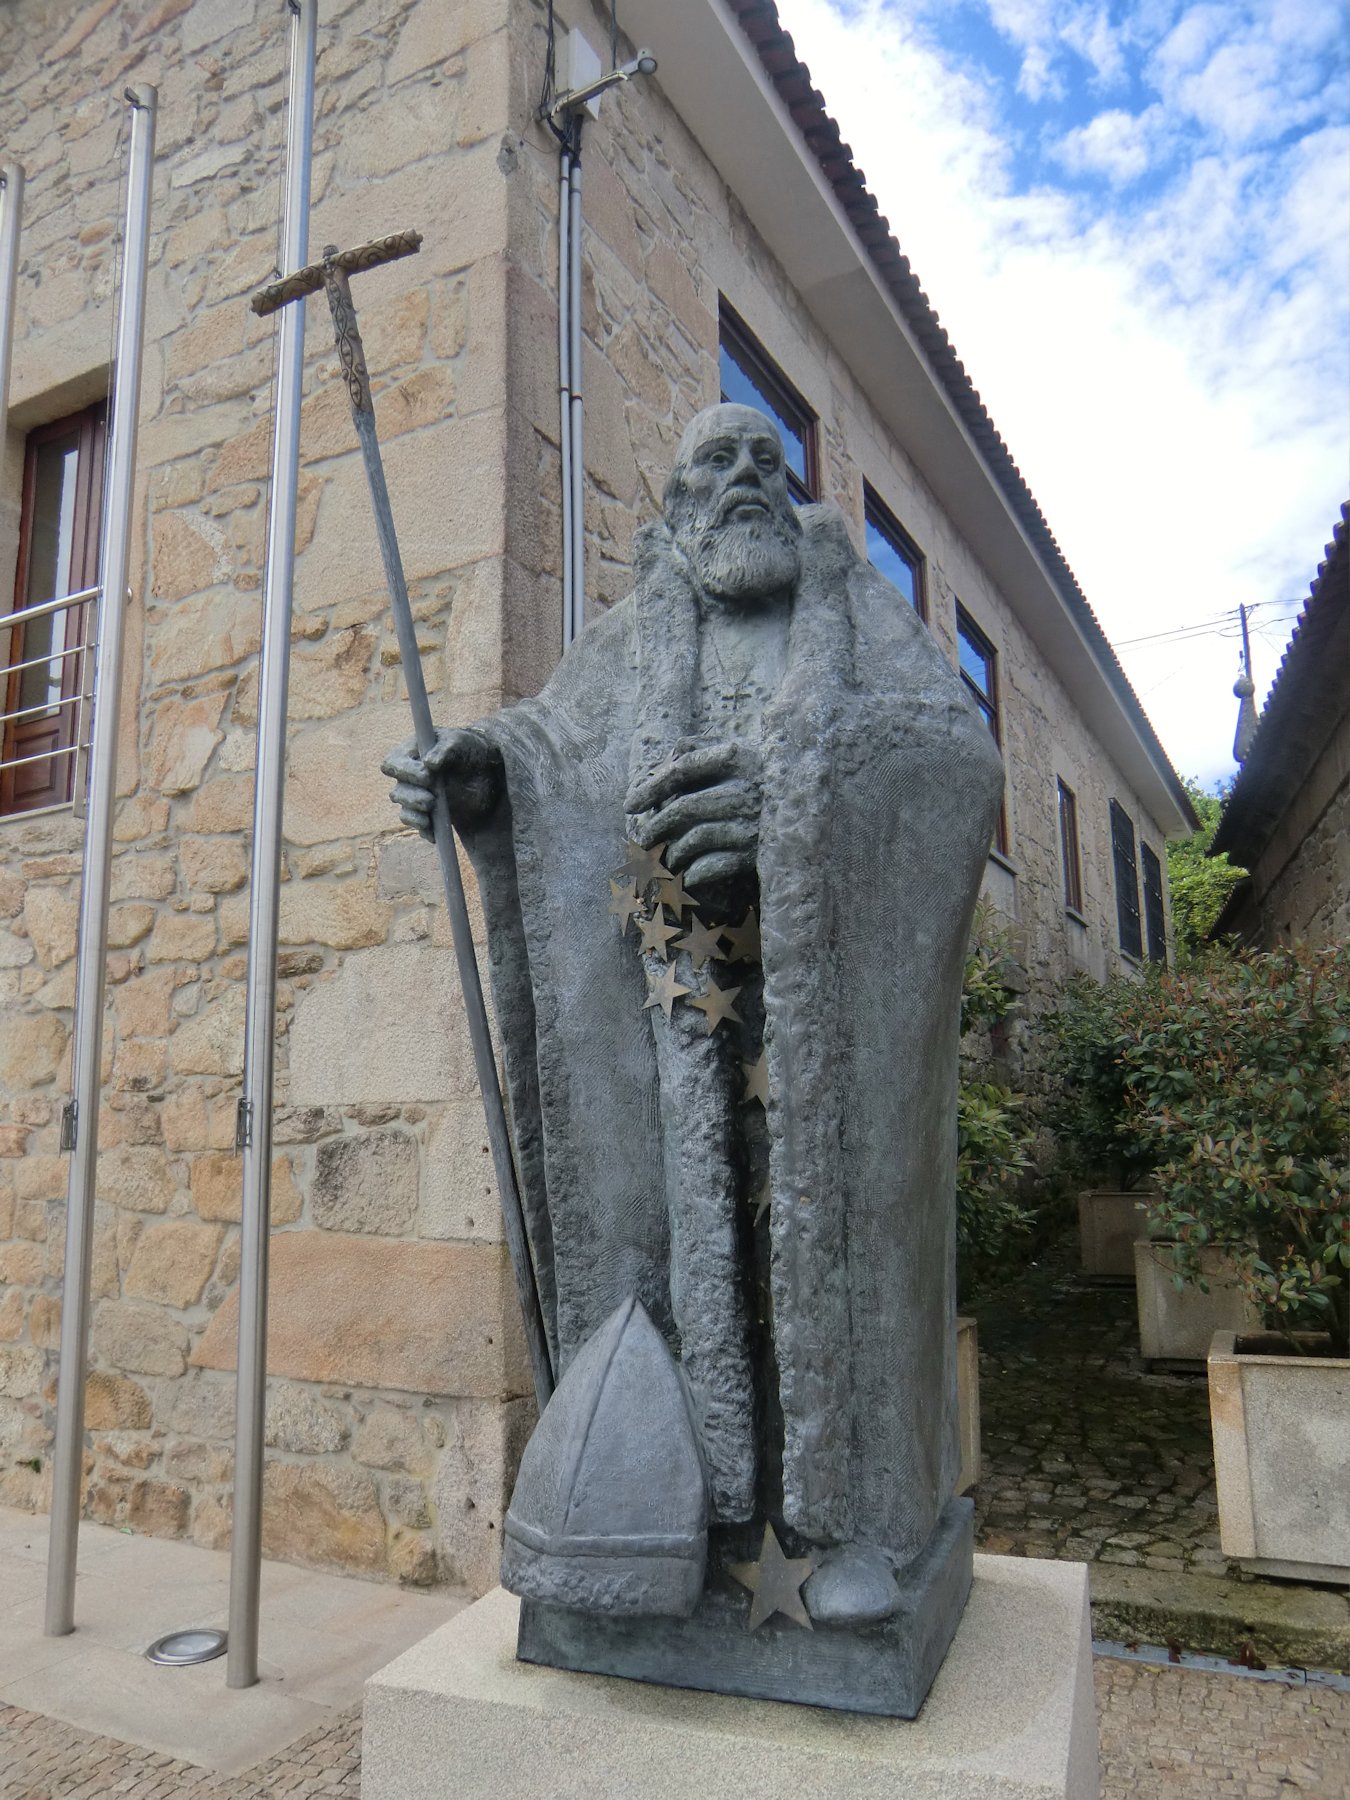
<box><xmin>1</xmin><ymin>585</ymin><xmax>100</xmax><ymax>631</ymax></box>
<box><xmin>0</xmin><ymin>690</ymin><xmax>90</xmax><ymax>729</ymax></box>
<box><xmin>0</xmin><ymin>739</ymin><xmax>88</xmax><ymax>773</ymax></box>
<box><xmin>0</xmin><ymin>642</ymin><xmax>89</xmax><ymax>680</ymax></box>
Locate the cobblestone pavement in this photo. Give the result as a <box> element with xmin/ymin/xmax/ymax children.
<box><xmin>971</xmin><ymin>1246</ymin><xmax>1234</xmax><ymax>1576</ymax></box>
<box><xmin>4</xmin><ymin>1666</ymin><xmax>1348</xmax><ymax>1797</ymax></box>
<box><xmin>1096</xmin><ymin>1657</ymin><xmax>1350</xmax><ymax>1798</ymax></box>
<box><xmin>0</xmin><ymin>1701</ymin><xmax>361</xmax><ymax>1797</ymax></box>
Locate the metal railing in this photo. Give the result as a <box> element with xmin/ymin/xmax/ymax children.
<box><xmin>0</xmin><ymin>583</ymin><xmax>100</xmax><ymax>813</ymax></box>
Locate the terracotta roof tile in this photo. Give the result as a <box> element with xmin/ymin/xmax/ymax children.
<box><xmin>1211</xmin><ymin>502</ymin><xmax>1350</xmax><ymax>864</ymax></box>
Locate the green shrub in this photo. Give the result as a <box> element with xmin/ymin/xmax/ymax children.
<box><xmin>956</xmin><ymin>906</ymin><xmax>1036</xmax><ymax>1271</ymax></box>
<box><xmin>1166</xmin><ymin>778</ymin><xmax>1247</xmax><ymax>958</ymax></box>
<box><xmin>1117</xmin><ymin>942</ymin><xmax>1350</xmax><ymax>1357</ymax></box>
<box><xmin>1041</xmin><ymin>972</ymin><xmax>1158</xmax><ymax>1192</ymax></box>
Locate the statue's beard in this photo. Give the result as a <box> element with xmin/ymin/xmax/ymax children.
<box><xmin>684</xmin><ymin>510</ymin><xmax>801</xmax><ymax>604</ymax></box>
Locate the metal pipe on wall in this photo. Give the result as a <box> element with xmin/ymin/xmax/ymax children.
<box><xmin>228</xmin><ymin>0</ymin><xmax>316</xmax><ymax>1692</ymax></box>
<box><xmin>558</xmin><ymin>146</ymin><xmax>574</xmax><ymax>648</ymax></box>
<box><xmin>0</xmin><ymin>162</ymin><xmax>24</xmax><ymax>417</ymax></box>
<box><xmin>44</xmin><ymin>85</ymin><xmax>158</xmax><ymax>1640</ymax></box>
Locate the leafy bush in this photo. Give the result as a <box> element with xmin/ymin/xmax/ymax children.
<box><xmin>1167</xmin><ymin>777</ymin><xmax>1247</xmax><ymax>957</ymax></box>
<box><xmin>1041</xmin><ymin>972</ymin><xmax>1158</xmax><ymax>1192</ymax></box>
<box><xmin>957</xmin><ymin>906</ymin><xmax>1036</xmax><ymax>1270</ymax></box>
<box><xmin>1116</xmin><ymin>942</ymin><xmax>1350</xmax><ymax>1357</ymax></box>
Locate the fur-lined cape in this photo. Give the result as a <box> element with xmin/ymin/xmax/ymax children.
<box><xmin>462</xmin><ymin>505</ymin><xmax>1002</xmax><ymax>1560</ymax></box>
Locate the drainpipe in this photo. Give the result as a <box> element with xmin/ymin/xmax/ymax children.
<box><xmin>547</xmin><ymin>47</ymin><xmax>657</xmax><ymax>651</ymax></box>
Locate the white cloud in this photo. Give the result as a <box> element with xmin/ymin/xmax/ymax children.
<box><xmin>1053</xmin><ymin>105</ymin><xmax>1164</xmax><ymax>183</ymax></box>
<box><xmin>773</xmin><ymin>0</ymin><xmax>1349</xmax><ymax>787</ymax></box>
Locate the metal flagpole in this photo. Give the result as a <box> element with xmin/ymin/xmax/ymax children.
<box><xmin>227</xmin><ymin>0</ymin><xmax>316</xmax><ymax>1692</ymax></box>
<box><xmin>0</xmin><ymin>162</ymin><xmax>24</xmax><ymax>415</ymax></box>
<box><xmin>44</xmin><ymin>85</ymin><xmax>157</xmax><ymax>1640</ymax></box>
<box><xmin>557</xmin><ymin>144</ymin><xmax>574</xmax><ymax>649</ymax></box>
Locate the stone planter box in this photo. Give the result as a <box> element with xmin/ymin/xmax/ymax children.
<box><xmin>1134</xmin><ymin>1241</ymin><xmax>1259</xmax><ymax>1365</ymax></box>
<box><xmin>956</xmin><ymin>1314</ymin><xmax>980</xmax><ymax>1495</ymax></box>
<box><xmin>1077</xmin><ymin>1191</ymin><xmax>1150</xmax><ymax>1281</ymax></box>
<box><xmin>1209</xmin><ymin>1331</ymin><xmax>1350</xmax><ymax>1586</ymax></box>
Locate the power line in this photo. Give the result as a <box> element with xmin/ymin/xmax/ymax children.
<box><xmin>1114</xmin><ymin>599</ymin><xmax>1305</xmax><ymax>650</ymax></box>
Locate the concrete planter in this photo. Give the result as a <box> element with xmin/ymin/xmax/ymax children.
<box><xmin>956</xmin><ymin>1314</ymin><xmax>980</xmax><ymax>1495</ymax></box>
<box><xmin>1077</xmin><ymin>1191</ymin><xmax>1150</xmax><ymax>1281</ymax></box>
<box><xmin>1134</xmin><ymin>1242</ymin><xmax>1259</xmax><ymax>1365</ymax></box>
<box><xmin>1209</xmin><ymin>1331</ymin><xmax>1350</xmax><ymax>1586</ymax></box>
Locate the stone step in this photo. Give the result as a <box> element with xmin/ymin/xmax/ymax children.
<box><xmin>1090</xmin><ymin>1564</ymin><xmax>1350</xmax><ymax>1672</ymax></box>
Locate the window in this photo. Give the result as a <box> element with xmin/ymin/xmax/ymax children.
<box><xmin>1109</xmin><ymin>799</ymin><xmax>1143</xmax><ymax>960</ymax></box>
<box><xmin>1141</xmin><ymin>842</ymin><xmax>1167</xmax><ymax>966</ymax></box>
<box><xmin>956</xmin><ymin>605</ymin><xmax>1007</xmax><ymax>854</ymax></box>
<box><xmin>1057</xmin><ymin>779</ymin><xmax>1083</xmax><ymax>915</ymax></box>
<box><xmin>2</xmin><ymin>406</ymin><xmax>104</xmax><ymax>816</ymax></box>
<box><xmin>718</xmin><ymin>301</ymin><xmax>818</xmax><ymax>502</ymax></box>
<box><xmin>863</xmin><ymin>484</ymin><xmax>925</xmax><ymax>618</ymax></box>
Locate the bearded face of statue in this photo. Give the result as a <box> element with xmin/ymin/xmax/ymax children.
<box><xmin>664</xmin><ymin>404</ymin><xmax>803</xmax><ymax>605</ymax></box>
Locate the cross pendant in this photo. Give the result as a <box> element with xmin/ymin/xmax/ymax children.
<box><xmin>721</xmin><ymin>680</ymin><xmax>753</xmax><ymax>714</ymax></box>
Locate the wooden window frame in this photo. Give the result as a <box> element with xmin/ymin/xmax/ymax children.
<box><xmin>1141</xmin><ymin>841</ymin><xmax>1167</xmax><ymax>966</ymax></box>
<box><xmin>955</xmin><ymin>604</ymin><xmax>1008</xmax><ymax>855</ymax></box>
<box><xmin>1109</xmin><ymin>798</ymin><xmax>1144</xmax><ymax>961</ymax></box>
<box><xmin>863</xmin><ymin>483</ymin><xmax>927</xmax><ymax>620</ymax></box>
<box><xmin>1057</xmin><ymin>778</ymin><xmax>1084</xmax><ymax>916</ymax></box>
<box><xmin>2</xmin><ymin>405</ymin><xmax>105</xmax><ymax>817</ymax></box>
<box><xmin>717</xmin><ymin>300</ymin><xmax>819</xmax><ymax>503</ymax></box>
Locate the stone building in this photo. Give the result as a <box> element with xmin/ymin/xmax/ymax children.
<box><xmin>1211</xmin><ymin>503</ymin><xmax>1349</xmax><ymax>948</ymax></box>
<box><xmin>0</xmin><ymin>0</ymin><xmax>1193</xmax><ymax>1587</ymax></box>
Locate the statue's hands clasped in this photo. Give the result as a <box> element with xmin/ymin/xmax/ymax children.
<box><xmin>625</xmin><ymin>738</ymin><xmax>762</xmax><ymax>893</ymax></box>
<box><xmin>382</xmin><ymin>727</ymin><xmax>504</xmax><ymax>839</ymax></box>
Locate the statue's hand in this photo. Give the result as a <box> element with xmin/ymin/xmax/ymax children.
<box><xmin>381</xmin><ymin>728</ymin><xmax>503</xmax><ymax>839</ymax></box>
<box><xmin>625</xmin><ymin>740</ymin><xmax>761</xmax><ymax>890</ymax></box>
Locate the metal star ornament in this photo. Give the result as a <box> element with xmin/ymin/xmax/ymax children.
<box><xmin>608</xmin><ymin>878</ymin><xmax>641</xmax><ymax>935</ymax></box>
<box><xmin>676</xmin><ymin>915</ymin><xmax>726</xmax><ymax>970</ymax></box>
<box><xmin>616</xmin><ymin>840</ymin><xmax>668</xmax><ymax>887</ymax></box>
<box><xmin>655</xmin><ymin>867</ymin><xmax>694</xmax><ymax>918</ymax></box>
<box><xmin>728</xmin><ymin>1523</ymin><xmax>816</xmax><ymax>1631</ymax></box>
<box><xmin>688</xmin><ymin>975</ymin><xmax>743</xmax><ymax>1035</ymax></box>
<box><xmin>741</xmin><ymin>1050</ymin><xmax>769</xmax><ymax>1106</ymax></box>
<box><xmin>643</xmin><ymin>961</ymin><xmax>690</xmax><ymax>1019</ymax></box>
<box><xmin>637</xmin><ymin>906</ymin><xmax>681</xmax><ymax>959</ymax></box>
<box><xmin>723</xmin><ymin>907</ymin><xmax>761</xmax><ymax>963</ymax></box>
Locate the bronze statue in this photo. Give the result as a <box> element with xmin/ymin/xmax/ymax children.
<box><xmin>385</xmin><ymin>403</ymin><xmax>1003</xmax><ymax>1714</ymax></box>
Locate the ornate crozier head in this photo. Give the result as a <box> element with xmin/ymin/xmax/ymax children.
<box><xmin>663</xmin><ymin>403</ymin><xmax>802</xmax><ymax>606</ymax></box>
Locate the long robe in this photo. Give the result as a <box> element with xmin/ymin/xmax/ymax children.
<box><xmin>461</xmin><ymin>505</ymin><xmax>1003</xmax><ymax>1564</ymax></box>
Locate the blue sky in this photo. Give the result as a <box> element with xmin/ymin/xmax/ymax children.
<box><xmin>773</xmin><ymin>0</ymin><xmax>1350</xmax><ymax>788</ymax></box>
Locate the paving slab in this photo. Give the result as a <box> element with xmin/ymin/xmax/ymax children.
<box><xmin>0</xmin><ymin>1502</ymin><xmax>464</xmax><ymax>1776</ymax></box>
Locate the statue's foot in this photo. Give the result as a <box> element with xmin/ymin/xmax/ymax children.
<box><xmin>801</xmin><ymin>1543</ymin><xmax>900</xmax><ymax>1625</ymax></box>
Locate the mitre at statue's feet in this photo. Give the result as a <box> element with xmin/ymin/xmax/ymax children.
<box><xmin>500</xmin><ymin>1296</ymin><xmax>708</xmax><ymax>1618</ymax></box>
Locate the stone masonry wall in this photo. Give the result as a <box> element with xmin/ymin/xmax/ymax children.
<box><xmin>1248</xmin><ymin>707</ymin><xmax>1350</xmax><ymax>950</ymax></box>
<box><xmin>0</xmin><ymin>0</ymin><xmax>535</xmax><ymax>1592</ymax></box>
<box><xmin>502</xmin><ymin>0</ymin><xmax>1176</xmax><ymax>1040</ymax></box>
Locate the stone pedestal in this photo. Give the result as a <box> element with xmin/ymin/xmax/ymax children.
<box><xmin>362</xmin><ymin>1556</ymin><xmax>1100</xmax><ymax>1799</ymax></box>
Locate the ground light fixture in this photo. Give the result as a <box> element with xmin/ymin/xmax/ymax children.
<box><xmin>144</xmin><ymin>1627</ymin><xmax>229</xmax><ymax>1666</ymax></box>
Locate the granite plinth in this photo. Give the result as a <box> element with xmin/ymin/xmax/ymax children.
<box><xmin>362</xmin><ymin>1554</ymin><xmax>1101</xmax><ymax>1799</ymax></box>
<box><xmin>516</xmin><ymin>1497</ymin><xmax>973</xmax><ymax>1719</ymax></box>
